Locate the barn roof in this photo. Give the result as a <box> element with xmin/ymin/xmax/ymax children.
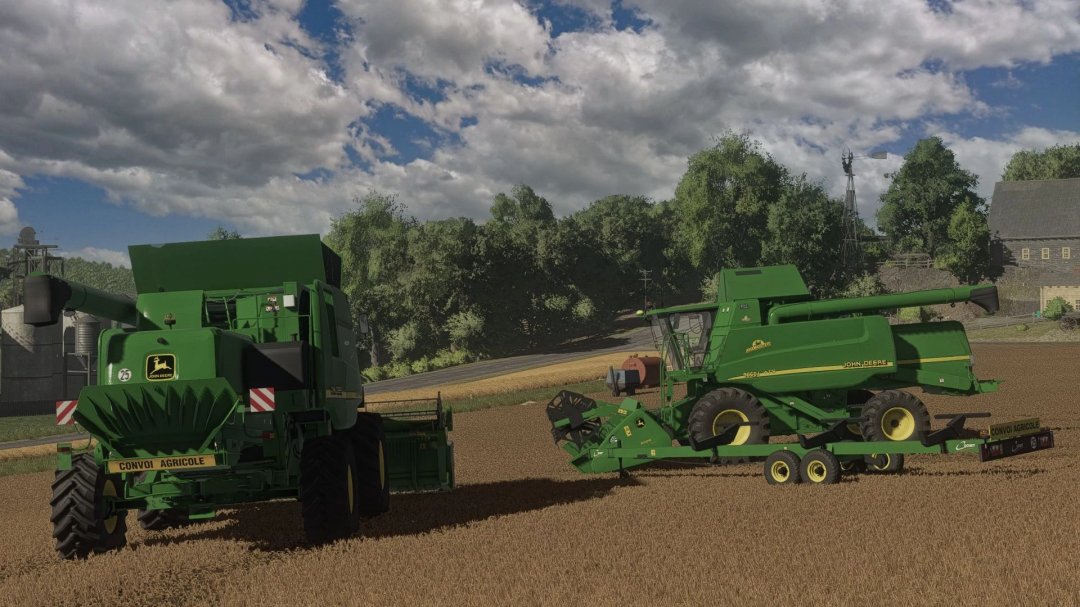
<box><xmin>1038</xmin><ymin>272</ymin><xmax>1080</xmax><ymax>287</ymax></box>
<box><xmin>988</xmin><ymin>178</ymin><xmax>1080</xmax><ymax>239</ymax></box>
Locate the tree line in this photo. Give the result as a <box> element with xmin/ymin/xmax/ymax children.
<box><xmin>6</xmin><ymin>137</ymin><xmax>1075</xmax><ymax>379</ymax></box>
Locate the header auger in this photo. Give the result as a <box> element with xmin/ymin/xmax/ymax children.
<box><xmin>548</xmin><ymin>265</ymin><xmax>1054</xmax><ymax>481</ymax></box>
<box><xmin>29</xmin><ymin>235</ymin><xmax>454</xmax><ymax>559</ymax></box>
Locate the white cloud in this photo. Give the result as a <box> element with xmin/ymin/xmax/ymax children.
<box><xmin>0</xmin><ymin>168</ymin><xmax>24</xmax><ymax>235</ymax></box>
<box><xmin>0</xmin><ymin>0</ymin><xmax>1078</xmax><ymax>238</ymax></box>
<box><xmin>63</xmin><ymin>247</ymin><xmax>131</xmax><ymax>268</ymax></box>
<box><xmin>935</xmin><ymin>126</ymin><xmax>1080</xmax><ymax>201</ymax></box>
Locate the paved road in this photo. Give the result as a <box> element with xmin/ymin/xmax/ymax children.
<box><xmin>0</xmin><ymin>433</ymin><xmax>86</xmax><ymax>451</ymax></box>
<box><xmin>364</xmin><ymin>327</ymin><xmax>655</xmax><ymax>397</ymax></box>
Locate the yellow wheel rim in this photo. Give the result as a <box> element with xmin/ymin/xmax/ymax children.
<box><xmin>347</xmin><ymin>464</ymin><xmax>355</xmax><ymax>514</ymax></box>
<box><xmin>847</xmin><ymin>423</ymin><xmax>862</xmax><ymax>437</ymax></box>
<box><xmin>102</xmin><ymin>480</ymin><xmax>118</xmax><ymax>534</ymax></box>
<box><xmin>870</xmin><ymin>453</ymin><xmax>890</xmax><ymax>471</ymax></box>
<box><xmin>712</xmin><ymin>409</ymin><xmax>750</xmax><ymax>445</ymax></box>
<box><xmin>806</xmin><ymin>460</ymin><xmax>827</xmax><ymax>483</ymax></box>
<box><xmin>840</xmin><ymin>460</ymin><xmax>853</xmax><ymax>471</ymax></box>
<box><xmin>770</xmin><ymin>460</ymin><xmax>790</xmax><ymax>482</ymax></box>
<box><xmin>378</xmin><ymin>442</ymin><xmax>386</xmax><ymax>490</ymax></box>
<box><xmin>880</xmin><ymin>407</ymin><xmax>916</xmax><ymax>441</ymax></box>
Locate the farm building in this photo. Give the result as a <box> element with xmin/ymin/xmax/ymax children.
<box><xmin>988</xmin><ymin>177</ymin><xmax>1080</xmax><ymax>272</ymax></box>
<box><xmin>1038</xmin><ymin>273</ymin><xmax>1080</xmax><ymax>311</ymax></box>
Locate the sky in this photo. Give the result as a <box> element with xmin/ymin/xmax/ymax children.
<box><xmin>0</xmin><ymin>0</ymin><xmax>1078</xmax><ymax>268</ymax></box>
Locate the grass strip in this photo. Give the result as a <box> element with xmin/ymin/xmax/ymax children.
<box><xmin>0</xmin><ymin>454</ymin><xmax>57</xmax><ymax>478</ymax></box>
<box><xmin>0</xmin><ymin>414</ymin><xmax>76</xmax><ymax>443</ymax></box>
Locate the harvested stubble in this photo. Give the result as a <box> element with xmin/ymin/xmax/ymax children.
<box><xmin>368</xmin><ymin>350</ymin><xmax>659</xmax><ymax>405</ymax></box>
<box><xmin>1</xmin><ymin>343</ymin><xmax>1079</xmax><ymax>606</ymax></box>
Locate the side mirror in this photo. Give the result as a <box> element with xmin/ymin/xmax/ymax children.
<box><xmin>356</xmin><ymin>314</ymin><xmax>369</xmax><ymax>335</ymax></box>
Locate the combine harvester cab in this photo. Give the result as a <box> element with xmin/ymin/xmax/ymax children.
<box><xmin>548</xmin><ymin>265</ymin><xmax>1054</xmax><ymax>480</ymax></box>
<box><xmin>27</xmin><ymin>235</ymin><xmax>453</xmax><ymax>559</ymax></box>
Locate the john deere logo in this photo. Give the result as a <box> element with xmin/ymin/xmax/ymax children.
<box><xmin>146</xmin><ymin>354</ymin><xmax>176</xmax><ymax>381</ymax></box>
<box><xmin>745</xmin><ymin>339</ymin><xmax>772</xmax><ymax>354</ymax></box>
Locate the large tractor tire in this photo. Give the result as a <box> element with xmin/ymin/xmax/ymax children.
<box><xmin>687</xmin><ymin>387</ymin><xmax>770</xmax><ymax>464</ymax></box>
<box><xmin>300</xmin><ymin>435</ymin><xmax>361</xmax><ymax>545</ymax></box>
<box><xmin>350</xmin><ymin>413</ymin><xmax>390</xmax><ymax>517</ymax></box>
<box><xmin>859</xmin><ymin>390</ymin><xmax>930</xmax><ymax>443</ymax></box>
<box><xmin>50</xmin><ymin>453</ymin><xmax>128</xmax><ymax>559</ymax></box>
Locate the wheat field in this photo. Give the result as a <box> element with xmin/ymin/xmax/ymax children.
<box><xmin>0</xmin><ymin>343</ymin><xmax>1077</xmax><ymax>606</ymax></box>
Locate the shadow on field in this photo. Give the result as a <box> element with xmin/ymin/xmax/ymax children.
<box><xmin>139</xmin><ymin>476</ymin><xmax>638</xmax><ymax>552</ymax></box>
<box><xmin>904</xmin><ymin>466</ymin><xmax>1045</xmax><ymax>479</ymax></box>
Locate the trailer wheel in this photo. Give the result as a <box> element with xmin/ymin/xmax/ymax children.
<box><xmin>860</xmin><ymin>390</ymin><xmax>929</xmax><ymax>442</ymax></box>
<box><xmin>50</xmin><ymin>454</ymin><xmax>128</xmax><ymax>559</ymax></box>
<box><xmin>300</xmin><ymin>435</ymin><xmax>361</xmax><ymax>544</ymax></box>
<box><xmin>865</xmin><ymin>452</ymin><xmax>904</xmax><ymax>474</ymax></box>
<box><xmin>351</xmin><ymin>413</ymin><xmax>391</xmax><ymax>517</ymax></box>
<box><xmin>763</xmin><ymin>451</ymin><xmax>801</xmax><ymax>485</ymax></box>
<box><xmin>800</xmin><ymin>450</ymin><xmax>841</xmax><ymax>485</ymax></box>
<box><xmin>688</xmin><ymin>387</ymin><xmax>770</xmax><ymax>463</ymax></box>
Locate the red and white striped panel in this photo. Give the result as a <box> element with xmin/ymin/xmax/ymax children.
<box><xmin>56</xmin><ymin>400</ymin><xmax>78</xmax><ymax>425</ymax></box>
<box><xmin>248</xmin><ymin>388</ymin><xmax>275</xmax><ymax>413</ymax></box>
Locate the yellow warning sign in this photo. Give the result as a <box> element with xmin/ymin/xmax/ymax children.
<box><xmin>987</xmin><ymin>418</ymin><xmax>1040</xmax><ymax>441</ymax></box>
<box><xmin>107</xmin><ymin>454</ymin><xmax>217</xmax><ymax>474</ymax></box>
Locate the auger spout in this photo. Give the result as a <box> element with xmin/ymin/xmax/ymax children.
<box><xmin>766</xmin><ymin>284</ymin><xmax>999</xmax><ymax>325</ymax></box>
<box><xmin>23</xmin><ymin>273</ymin><xmax>139</xmax><ymax>327</ymax></box>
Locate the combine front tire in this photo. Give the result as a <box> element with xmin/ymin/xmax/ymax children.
<box><xmin>351</xmin><ymin>413</ymin><xmax>390</xmax><ymax>517</ymax></box>
<box><xmin>800</xmin><ymin>449</ymin><xmax>841</xmax><ymax>485</ymax></box>
<box><xmin>300</xmin><ymin>435</ymin><xmax>361</xmax><ymax>544</ymax></box>
<box><xmin>860</xmin><ymin>390</ymin><xmax>929</xmax><ymax>442</ymax></box>
<box><xmin>763</xmin><ymin>450</ymin><xmax>801</xmax><ymax>485</ymax></box>
<box><xmin>50</xmin><ymin>454</ymin><xmax>128</xmax><ymax>559</ymax></box>
<box><xmin>688</xmin><ymin>387</ymin><xmax>770</xmax><ymax>464</ymax></box>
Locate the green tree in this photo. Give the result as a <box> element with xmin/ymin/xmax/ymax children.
<box><xmin>324</xmin><ymin>192</ymin><xmax>414</xmax><ymax>366</ymax></box>
<box><xmin>937</xmin><ymin>198</ymin><xmax>990</xmax><ymax>284</ymax></box>
<box><xmin>673</xmin><ymin>132</ymin><xmax>787</xmax><ymax>275</ymax></box>
<box><xmin>761</xmin><ymin>174</ymin><xmax>844</xmax><ymax>292</ymax></box>
<box><xmin>207</xmin><ymin>225</ymin><xmax>241</xmax><ymax>240</ymax></box>
<box><xmin>1002</xmin><ymin>143</ymin><xmax>1080</xmax><ymax>181</ymax></box>
<box><xmin>876</xmin><ymin>137</ymin><xmax>982</xmax><ymax>258</ymax></box>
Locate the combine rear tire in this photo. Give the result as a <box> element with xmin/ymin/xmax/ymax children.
<box><xmin>800</xmin><ymin>449</ymin><xmax>841</xmax><ymax>485</ymax></box>
<box><xmin>300</xmin><ymin>435</ymin><xmax>361</xmax><ymax>544</ymax></box>
<box><xmin>137</xmin><ymin>508</ymin><xmax>191</xmax><ymax>531</ymax></box>
<box><xmin>763</xmin><ymin>451</ymin><xmax>801</xmax><ymax>485</ymax></box>
<box><xmin>50</xmin><ymin>454</ymin><xmax>128</xmax><ymax>559</ymax></box>
<box><xmin>687</xmin><ymin>387</ymin><xmax>770</xmax><ymax>464</ymax></box>
<box><xmin>860</xmin><ymin>390</ymin><xmax>929</xmax><ymax>442</ymax></box>
<box><xmin>865</xmin><ymin>452</ymin><xmax>905</xmax><ymax>474</ymax></box>
<box><xmin>350</xmin><ymin>413</ymin><xmax>390</xmax><ymax>517</ymax></box>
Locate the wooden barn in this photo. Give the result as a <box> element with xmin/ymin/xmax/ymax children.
<box><xmin>989</xmin><ymin>177</ymin><xmax>1080</xmax><ymax>272</ymax></box>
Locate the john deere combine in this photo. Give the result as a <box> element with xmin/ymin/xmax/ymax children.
<box><xmin>548</xmin><ymin>265</ymin><xmax>1054</xmax><ymax>480</ymax></box>
<box><xmin>27</xmin><ymin>235</ymin><xmax>453</xmax><ymax>559</ymax></box>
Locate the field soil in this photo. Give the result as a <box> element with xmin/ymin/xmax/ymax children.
<box><xmin>1</xmin><ymin>343</ymin><xmax>1078</xmax><ymax>606</ymax></box>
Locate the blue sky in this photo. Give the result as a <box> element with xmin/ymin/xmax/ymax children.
<box><xmin>1</xmin><ymin>0</ymin><xmax>1078</xmax><ymax>266</ymax></box>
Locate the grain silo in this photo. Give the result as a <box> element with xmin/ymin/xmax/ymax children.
<box><xmin>0</xmin><ymin>305</ymin><xmax>63</xmax><ymax>416</ymax></box>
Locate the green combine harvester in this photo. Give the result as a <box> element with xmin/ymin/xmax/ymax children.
<box><xmin>548</xmin><ymin>265</ymin><xmax>1054</xmax><ymax>481</ymax></box>
<box><xmin>26</xmin><ymin>235</ymin><xmax>453</xmax><ymax>559</ymax></box>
